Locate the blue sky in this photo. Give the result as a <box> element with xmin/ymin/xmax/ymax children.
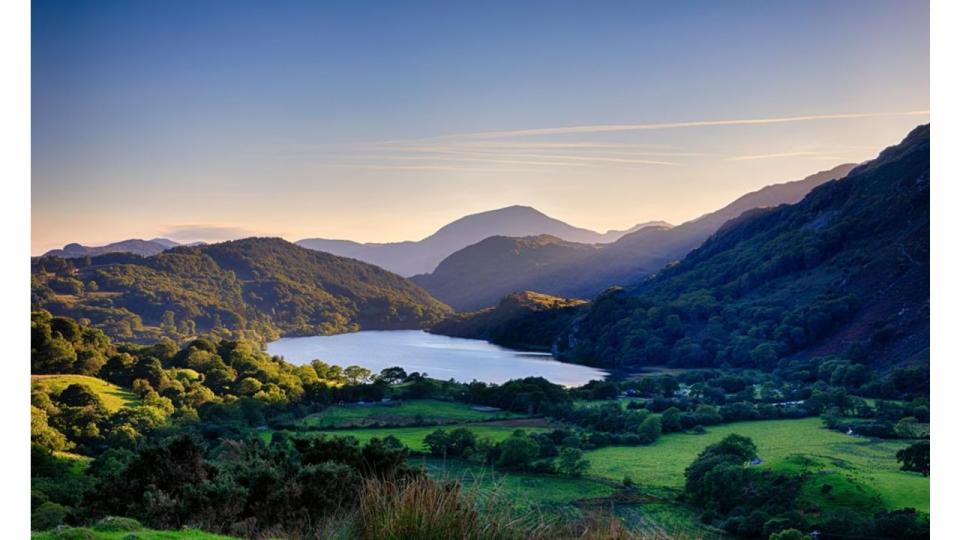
<box><xmin>32</xmin><ymin>0</ymin><xmax>929</xmax><ymax>253</ymax></box>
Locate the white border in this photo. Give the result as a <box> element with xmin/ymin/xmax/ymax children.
<box><xmin>929</xmin><ymin>0</ymin><xmax>955</xmax><ymax>537</ymax></box>
<box><xmin>0</xmin><ymin>0</ymin><xmax>31</xmax><ymax>536</ymax></box>
<box><xmin>4</xmin><ymin>0</ymin><xmax>949</xmax><ymax>537</ymax></box>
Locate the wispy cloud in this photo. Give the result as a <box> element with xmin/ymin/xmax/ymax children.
<box><xmin>431</xmin><ymin>110</ymin><xmax>929</xmax><ymax>140</ymax></box>
<box><xmin>727</xmin><ymin>151</ymin><xmax>844</xmax><ymax>162</ymax></box>
<box><xmin>161</xmin><ymin>224</ymin><xmax>260</xmax><ymax>243</ymax></box>
<box><xmin>268</xmin><ymin>109</ymin><xmax>927</xmax><ymax>173</ymax></box>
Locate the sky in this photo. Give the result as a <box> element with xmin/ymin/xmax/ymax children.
<box><xmin>31</xmin><ymin>0</ymin><xmax>929</xmax><ymax>255</ymax></box>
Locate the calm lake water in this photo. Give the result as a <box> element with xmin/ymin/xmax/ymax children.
<box><xmin>266</xmin><ymin>330</ymin><xmax>607</xmax><ymax>386</ymax></box>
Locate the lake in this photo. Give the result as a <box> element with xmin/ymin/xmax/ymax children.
<box><xmin>266</xmin><ymin>330</ymin><xmax>607</xmax><ymax>386</ymax></box>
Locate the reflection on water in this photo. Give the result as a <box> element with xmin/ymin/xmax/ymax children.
<box><xmin>266</xmin><ymin>330</ymin><xmax>607</xmax><ymax>387</ymax></box>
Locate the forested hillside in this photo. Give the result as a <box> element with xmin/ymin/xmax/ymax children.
<box><xmin>414</xmin><ymin>164</ymin><xmax>856</xmax><ymax>311</ymax></box>
<box><xmin>430</xmin><ymin>291</ymin><xmax>587</xmax><ymax>351</ymax></box>
<box><xmin>558</xmin><ymin>125</ymin><xmax>929</xmax><ymax>374</ymax></box>
<box><xmin>31</xmin><ymin>237</ymin><xmax>451</xmax><ymax>343</ymax></box>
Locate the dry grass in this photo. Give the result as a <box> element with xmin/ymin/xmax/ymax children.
<box><xmin>352</xmin><ymin>475</ymin><xmax>699</xmax><ymax>540</ymax></box>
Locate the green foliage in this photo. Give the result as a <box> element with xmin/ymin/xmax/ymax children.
<box><xmin>497</xmin><ymin>431</ymin><xmax>540</xmax><ymax>470</ymax></box>
<box><xmin>93</xmin><ymin>516</ymin><xmax>143</xmax><ymax>532</ymax></box>
<box><xmin>32</xmin><ymin>238</ymin><xmax>451</xmax><ymax>343</ymax></box>
<box><xmin>31</xmin><ymin>501</ymin><xmax>70</xmax><ymax>530</ymax></box>
<box><xmin>769</xmin><ymin>530</ymin><xmax>810</xmax><ymax>540</ymax></box>
<box><xmin>896</xmin><ymin>442</ymin><xmax>930</xmax><ymax>476</ymax></box>
<box><xmin>430</xmin><ymin>291</ymin><xmax>587</xmax><ymax>350</ymax></box>
<box><xmin>558</xmin><ymin>126</ymin><xmax>930</xmax><ymax>374</ymax></box>
<box><xmin>556</xmin><ymin>447</ymin><xmax>590</xmax><ymax>477</ymax></box>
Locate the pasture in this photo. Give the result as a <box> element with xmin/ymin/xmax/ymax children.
<box><xmin>317</xmin><ymin>423</ymin><xmax>548</xmax><ymax>451</ymax></box>
<box><xmin>31</xmin><ymin>374</ymin><xmax>138</xmax><ymax>412</ymax></box>
<box><xmin>298</xmin><ymin>399</ymin><xmax>522</xmax><ymax>428</ymax></box>
<box><xmin>583</xmin><ymin>417</ymin><xmax>928</xmax><ymax>513</ymax></box>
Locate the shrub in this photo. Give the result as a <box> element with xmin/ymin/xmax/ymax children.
<box><xmin>94</xmin><ymin>516</ymin><xmax>143</xmax><ymax>532</ymax></box>
<box><xmin>31</xmin><ymin>501</ymin><xmax>69</xmax><ymax>530</ymax></box>
<box><xmin>770</xmin><ymin>529</ymin><xmax>811</xmax><ymax>540</ymax></box>
<box><xmin>51</xmin><ymin>527</ymin><xmax>96</xmax><ymax>540</ymax></box>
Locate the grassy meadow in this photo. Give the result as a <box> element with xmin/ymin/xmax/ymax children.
<box><xmin>583</xmin><ymin>417</ymin><xmax>928</xmax><ymax>513</ymax></box>
<box><xmin>297</xmin><ymin>399</ymin><xmax>523</xmax><ymax>429</ymax></box>
<box><xmin>31</xmin><ymin>374</ymin><xmax>138</xmax><ymax>412</ymax></box>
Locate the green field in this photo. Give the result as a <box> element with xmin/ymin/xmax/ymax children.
<box><xmin>418</xmin><ymin>457</ymin><xmax>616</xmax><ymax>507</ymax></box>
<box><xmin>268</xmin><ymin>421</ymin><xmax>549</xmax><ymax>451</ymax></box>
<box><xmin>299</xmin><ymin>399</ymin><xmax>523</xmax><ymax>428</ymax></box>
<box><xmin>32</xmin><ymin>374</ymin><xmax>138</xmax><ymax>412</ymax></box>
<box><xmin>416</xmin><ymin>458</ymin><xmax>721</xmax><ymax>538</ymax></box>
<box><xmin>32</xmin><ymin>528</ymin><xmax>234</xmax><ymax>540</ymax></box>
<box><xmin>584</xmin><ymin>417</ymin><xmax>929</xmax><ymax>513</ymax></box>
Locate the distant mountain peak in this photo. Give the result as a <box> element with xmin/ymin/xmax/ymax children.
<box><xmin>42</xmin><ymin>238</ymin><xmax>181</xmax><ymax>259</ymax></box>
<box><xmin>298</xmin><ymin>205</ymin><xmax>650</xmax><ymax>276</ymax></box>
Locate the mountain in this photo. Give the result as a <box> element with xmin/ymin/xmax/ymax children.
<box><xmin>42</xmin><ymin>238</ymin><xmax>181</xmax><ymax>258</ymax></box>
<box><xmin>297</xmin><ymin>206</ymin><xmax>670</xmax><ymax>276</ymax></box>
<box><xmin>555</xmin><ymin>125</ymin><xmax>929</xmax><ymax>371</ymax></box>
<box><xmin>411</xmin><ymin>235</ymin><xmax>598</xmax><ymax>311</ymax></box>
<box><xmin>413</xmin><ymin>163</ymin><xmax>857</xmax><ymax>311</ymax></box>
<box><xmin>430</xmin><ymin>291</ymin><xmax>587</xmax><ymax>351</ymax></box>
<box><xmin>31</xmin><ymin>237</ymin><xmax>452</xmax><ymax>343</ymax></box>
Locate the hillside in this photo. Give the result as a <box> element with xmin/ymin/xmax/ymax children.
<box><xmin>556</xmin><ymin>125</ymin><xmax>929</xmax><ymax>371</ymax></box>
<box><xmin>42</xmin><ymin>238</ymin><xmax>181</xmax><ymax>259</ymax></box>
<box><xmin>31</xmin><ymin>375</ymin><xmax>138</xmax><ymax>413</ymax></box>
<box><xmin>31</xmin><ymin>237</ymin><xmax>452</xmax><ymax>343</ymax></box>
<box><xmin>414</xmin><ymin>163</ymin><xmax>857</xmax><ymax>311</ymax></box>
<box><xmin>411</xmin><ymin>235</ymin><xmax>599</xmax><ymax>311</ymax></box>
<box><xmin>297</xmin><ymin>205</ymin><xmax>669</xmax><ymax>276</ymax></box>
<box><xmin>430</xmin><ymin>291</ymin><xmax>587</xmax><ymax>350</ymax></box>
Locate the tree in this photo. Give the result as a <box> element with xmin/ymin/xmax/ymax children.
<box><xmin>31</xmin><ymin>406</ymin><xmax>70</xmax><ymax>452</ymax></box>
<box><xmin>236</xmin><ymin>377</ymin><xmax>263</xmax><ymax>396</ymax></box>
<box><xmin>377</xmin><ymin>366</ymin><xmax>408</xmax><ymax>385</ymax></box>
<box><xmin>423</xmin><ymin>429</ymin><xmax>450</xmax><ymax>457</ymax></box>
<box><xmin>161</xmin><ymin>310</ymin><xmax>177</xmax><ymax>336</ymax></box>
<box><xmin>58</xmin><ymin>384</ymin><xmax>102</xmax><ymax>408</ymax></box>
<box><xmin>446</xmin><ymin>428</ymin><xmax>478</xmax><ymax>457</ymax></box>
<box><xmin>661</xmin><ymin>407</ymin><xmax>682</xmax><ymax>432</ymax></box>
<box><xmin>684</xmin><ymin>434</ymin><xmax>758</xmax><ymax>508</ymax></box>
<box><xmin>894</xmin><ymin>416</ymin><xmax>924</xmax><ymax>439</ymax></box>
<box><xmin>556</xmin><ymin>447</ymin><xmax>590</xmax><ymax>476</ymax></box>
<box><xmin>344</xmin><ymin>365</ymin><xmax>373</xmax><ymax>385</ymax></box>
<box><xmin>769</xmin><ymin>528</ymin><xmax>811</xmax><ymax>540</ymax></box>
<box><xmin>497</xmin><ymin>431</ymin><xmax>539</xmax><ymax>469</ymax></box>
<box><xmin>637</xmin><ymin>416</ymin><xmax>662</xmax><ymax>444</ymax></box>
<box><xmin>896</xmin><ymin>442</ymin><xmax>929</xmax><ymax>476</ymax></box>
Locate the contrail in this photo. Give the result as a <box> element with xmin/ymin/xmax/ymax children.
<box><xmin>437</xmin><ymin>110</ymin><xmax>929</xmax><ymax>140</ymax></box>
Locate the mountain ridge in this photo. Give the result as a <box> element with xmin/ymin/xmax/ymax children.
<box><xmin>31</xmin><ymin>237</ymin><xmax>451</xmax><ymax>343</ymax></box>
<box><xmin>555</xmin><ymin>125</ymin><xmax>928</xmax><ymax>370</ymax></box>
<box><xmin>297</xmin><ymin>206</ymin><xmax>673</xmax><ymax>276</ymax></box>
<box><xmin>413</xmin><ymin>163</ymin><xmax>858</xmax><ymax>311</ymax></box>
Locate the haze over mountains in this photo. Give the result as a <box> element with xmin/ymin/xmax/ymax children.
<box><xmin>32</xmin><ymin>238</ymin><xmax>450</xmax><ymax>343</ymax></box>
<box><xmin>297</xmin><ymin>206</ymin><xmax>672</xmax><ymax>276</ymax></box>
<box><xmin>555</xmin><ymin>125</ymin><xmax>929</xmax><ymax>370</ymax></box>
<box><xmin>42</xmin><ymin>238</ymin><xmax>185</xmax><ymax>258</ymax></box>
<box><xmin>413</xmin><ymin>163</ymin><xmax>858</xmax><ymax>311</ymax></box>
